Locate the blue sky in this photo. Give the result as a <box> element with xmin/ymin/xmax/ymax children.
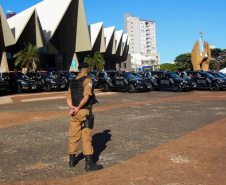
<box><xmin>1</xmin><ymin>0</ymin><xmax>225</xmax><ymax>64</ymax></box>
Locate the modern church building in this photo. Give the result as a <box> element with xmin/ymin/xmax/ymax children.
<box><xmin>0</xmin><ymin>0</ymin><xmax>130</xmax><ymax>72</ymax></box>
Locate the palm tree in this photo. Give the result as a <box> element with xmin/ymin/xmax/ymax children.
<box><xmin>84</xmin><ymin>51</ymin><xmax>105</xmax><ymax>71</ymax></box>
<box><xmin>13</xmin><ymin>43</ymin><xmax>40</xmax><ymax>72</ymax></box>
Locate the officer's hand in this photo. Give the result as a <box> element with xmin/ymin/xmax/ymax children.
<box><xmin>69</xmin><ymin>106</ymin><xmax>76</xmax><ymax>115</ymax></box>
<box><xmin>73</xmin><ymin>107</ymin><xmax>79</xmax><ymax>115</ymax></box>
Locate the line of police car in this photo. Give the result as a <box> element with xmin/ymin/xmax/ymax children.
<box><xmin>97</xmin><ymin>70</ymin><xmax>226</xmax><ymax>93</ymax></box>
<box><xmin>0</xmin><ymin>70</ymin><xmax>226</xmax><ymax>95</ymax></box>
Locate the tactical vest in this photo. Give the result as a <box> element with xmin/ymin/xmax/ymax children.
<box><xmin>70</xmin><ymin>76</ymin><xmax>93</xmax><ymax>108</ymax></box>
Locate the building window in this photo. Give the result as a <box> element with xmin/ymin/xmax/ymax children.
<box><xmin>123</xmin><ymin>63</ymin><xmax>126</xmax><ymax>68</ymax></box>
<box><xmin>119</xmin><ymin>63</ymin><xmax>122</xmax><ymax>68</ymax></box>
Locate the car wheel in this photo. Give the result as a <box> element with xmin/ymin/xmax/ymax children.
<box><xmin>44</xmin><ymin>84</ymin><xmax>51</xmax><ymax>92</ymax></box>
<box><xmin>172</xmin><ymin>83</ymin><xmax>182</xmax><ymax>92</ymax></box>
<box><xmin>100</xmin><ymin>83</ymin><xmax>109</xmax><ymax>92</ymax></box>
<box><xmin>209</xmin><ymin>83</ymin><xmax>219</xmax><ymax>91</ymax></box>
<box><xmin>127</xmin><ymin>84</ymin><xmax>135</xmax><ymax>93</ymax></box>
<box><xmin>17</xmin><ymin>85</ymin><xmax>22</xmax><ymax>93</ymax></box>
<box><xmin>147</xmin><ymin>83</ymin><xmax>153</xmax><ymax>91</ymax></box>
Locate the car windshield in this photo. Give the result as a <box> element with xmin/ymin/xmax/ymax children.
<box><xmin>204</xmin><ymin>72</ymin><xmax>214</xmax><ymax>78</ymax></box>
<box><xmin>65</xmin><ymin>73</ymin><xmax>76</xmax><ymax>78</ymax></box>
<box><xmin>41</xmin><ymin>73</ymin><xmax>56</xmax><ymax>79</ymax></box>
<box><xmin>168</xmin><ymin>72</ymin><xmax>180</xmax><ymax>78</ymax></box>
<box><xmin>49</xmin><ymin>74</ymin><xmax>56</xmax><ymax>79</ymax></box>
<box><xmin>88</xmin><ymin>73</ymin><xmax>95</xmax><ymax>77</ymax></box>
<box><xmin>13</xmin><ymin>73</ymin><xmax>29</xmax><ymax>80</ymax></box>
<box><xmin>135</xmin><ymin>73</ymin><xmax>142</xmax><ymax>77</ymax></box>
<box><xmin>123</xmin><ymin>72</ymin><xmax>136</xmax><ymax>79</ymax></box>
<box><xmin>216</xmin><ymin>72</ymin><xmax>225</xmax><ymax>78</ymax></box>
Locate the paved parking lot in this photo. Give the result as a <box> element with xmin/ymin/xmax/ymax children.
<box><xmin>0</xmin><ymin>90</ymin><xmax>226</xmax><ymax>184</ymax></box>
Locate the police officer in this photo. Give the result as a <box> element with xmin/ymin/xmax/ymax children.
<box><xmin>67</xmin><ymin>62</ymin><xmax>103</xmax><ymax>171</ymax></box>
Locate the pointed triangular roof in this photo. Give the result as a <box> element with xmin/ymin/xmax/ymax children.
<box><xmin>122</xmin><ymin>34</ymin><xmax>128</xmax><ymax>51</ymax></box>
<box><xmin>89</xmin><ymin>22</ymin><xmax>103</xmax><ymax>47</ymax></box>
<box><xmin>88</xmin><ymin>22</ymin><xmax>105</xmax><ymax>52</ymax></box>
<box><xmin>104</xmin><ymin>26</ymin><xmax>115</xmax><ymax>49</ymax></box>
<box><xmin>104</xmin><ymin>26</ymin><xmax>116</xmax><ymax>54</ymax></box>
<box><xmin>122</xmin><ymin>34</ymin><xmax>128</xmax><ymax>56</ymax></box>
<box><xmin>115</xmin><ymin>30</ymin><xmax>123</xmax><ymax>56</ymax></box>
<box><xmin>0</xmin><ymin>4</ymin><xmax>15</xmax><ymax>47</ymax></box>
<box><xmin>34</xmin><ymin>9</ymin><xmax>46</xmax><ymax>48</ymax></box>
<box><xmin>25</xmin><ymin>0</ymin><xmax>72</xmax><ymax>43</ymax></box>
<box><xmin>75</xmin><ymin>0</ymin><xmax>92</xmax><ymax>52</ymax></box>
<box><xmin>7</xmin><ymin>7</ymin><xmax>35</xmax><ymax>42</ymax></box>
<box><xmin>0</xmin><ymin>51</ymin><xmax>9</xmax><ymax>72</ymax></box>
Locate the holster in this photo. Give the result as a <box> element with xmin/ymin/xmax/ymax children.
<box><xmin>82</xmin><ymin>107</ymin><xmax>94</xmax><ymax>129</ymax></box>
<box><xmin>84</xmin><ymin>114</ymin><xmax>94</xmax><ymax>129</ymax></box>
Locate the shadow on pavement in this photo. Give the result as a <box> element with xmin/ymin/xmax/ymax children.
<box><xmin>75</xmin><ymin>130</ymin><xmax>112</xmax><ymax>163</ymax></box>
<box><xmin>93</xmin><ymin>130</ymin><xmax>112</xmax><ymax>163</ymax></box>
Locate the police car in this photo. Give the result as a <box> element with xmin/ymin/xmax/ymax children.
<box><xmin>0</xmin><ymin>76</ymin><xmax>7</xmax><ymax>93</ymax></box>
<box><xmin>143</xmin><ymin>71</ymin><xmax>192</xmax><ymax>92</ymax></box>
<box><xmin>0</xmin><ymin>72</ymin><xmax>39</xmax><ymax>93</ymax></box>
<box><xmin>185</xmin><ymin>71</ymin><xmax>226</xmax><ymax>91</ymax></box>
<box><xmin>98</xmin><ymin>71</ymin><xmax>128</xmax><ymax>92</ymax></box>
<box><xmin>122</xmin><ymin>72</ymin><xmax>152</xmax><ymax>93</ymax></box>
<box><xmin>27</xmin><ymin>72</ymin><xmax>67</xmax><ymax>91</ymax></box>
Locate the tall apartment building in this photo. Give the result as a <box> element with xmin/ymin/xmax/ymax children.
<box><xmin>124</xmin><ymin>13</ymin><xmax>160</xmax><ymax>71</ymax></box>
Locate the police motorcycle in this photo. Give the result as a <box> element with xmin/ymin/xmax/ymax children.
<box><xmin>122</xmin><ymin>72</ymin><xmax>152</xmax><ymax>93</ymax></box>
<box><xmin>143</xmin><ymin>71</ymin><xmax>192</xmax><ymax>92</ymax></box>
<box><xmin>98</xmin><ymin>71</ymin><xmax>129</xmax><ymax>92</ymax></box>
<box><xmin>2</xmin><ymin>72</ymin><xmax>39</xmax><ymax>93</ymax></box>
<box><xmin>186</xmin><ymin>71</ymin><xmax>226</xmax><ymax>91</ymax></box>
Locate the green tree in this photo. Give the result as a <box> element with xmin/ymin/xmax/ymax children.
<box><xmin>174</xmin><ymin>53</ymin><xmax>193</xmax><ymax>71</ymax></box>
<box><xmin>160</xmin><ymin>63</ymin><xmax>178</xmax><ymax>73</ymax></box>
<box><xmin>13</xmin><ymin>43</ymin><xmax>40</xmax><ymax>72</ymax></box>
<box><xmin>209</xmin><ymin>48</ymin><xmax>226</xmax><ymax>70</ymax></box>
<box><xmin>84</xmin><ymin>51</ymin><xmax>105</xmax><ymax>71</ymax></box>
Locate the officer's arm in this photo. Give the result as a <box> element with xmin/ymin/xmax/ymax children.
<box><xmin>67</xmin><ymin>87</ymin><xmax>73</xmax><ymax>108</ymax></box>
<box><xmin>77</xmin><ymin>95</ymin><xmax>90</xmax><ymax>110</ymax></box>
<box><xmin>67</xmin><ymin>97</ymin><xmax>73</xmax><ymax>109</ymax></box>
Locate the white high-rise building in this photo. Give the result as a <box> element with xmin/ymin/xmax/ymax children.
<box><xmin>124</xmin><ymin>14</ymin><xmax>160</xmax><ymax>71</ymax></box>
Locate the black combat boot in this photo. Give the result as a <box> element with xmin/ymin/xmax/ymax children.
<box><xmin>69</xmin><ymin>154</ymin><xmax>77</xmax><ymax>167</ymax></box>
<box><xmin>85</xmin><ymin>155</ymin><xmax>103</xmax><ymax>171</ymax></box>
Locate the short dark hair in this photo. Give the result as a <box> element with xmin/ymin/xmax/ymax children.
<box><xmin>78</xmin><ymin>62</ymin><xmax>90</xmax><ymax>69</ymax></box>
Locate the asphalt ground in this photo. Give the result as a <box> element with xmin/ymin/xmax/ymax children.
<box><xmin>0</xmin><ymin>89</ymin><xmax>225</xmax><ymax>184</ymax></box>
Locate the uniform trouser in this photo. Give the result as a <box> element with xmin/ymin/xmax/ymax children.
<box><xmin>68</xmin><ymin>109</ymin><xmax>93</xmax><ymax>155</ymax></box>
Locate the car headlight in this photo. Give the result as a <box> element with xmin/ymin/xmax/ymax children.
<box><xmin>217</xmin><ymin>79</ymin><xmax>223</xmax><ymax>83</ymax></box>
<box><xmin>136</xmin><ymin>80</ymin><xmax>141</xmax><ymax>83</ymax></box>
<box><xmin>51</xmin><ymin>81</ymin><xmax>56</xmax><ymax>84</ymax></box>
<box><xmin>21</xmin><ymin>81</ymin><xmax>27</xmax><ymax>85</ymax></box>
<box><xmin>183</xmin><ymin>80</ymin><xmax>188</xmax><ymax>83</ymax></box>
